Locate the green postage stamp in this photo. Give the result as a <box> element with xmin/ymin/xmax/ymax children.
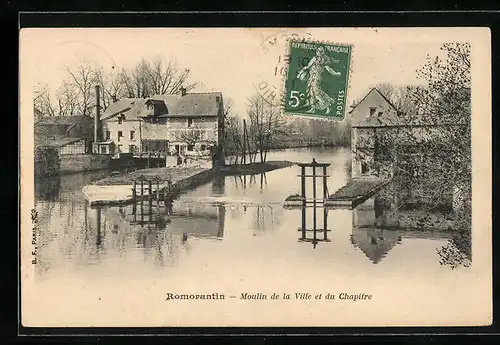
<box><xmin>283</xmin><ymin>40</ymin><xmax>352</xmax><ymax>119</ymax></box>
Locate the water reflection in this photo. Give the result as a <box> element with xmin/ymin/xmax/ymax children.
<box><xmin>86</xmin><ymin>196</ymin><xmax>228</xmax><ymax>267</ymax></box>
<box><xmin>350</xmin><ymin>181</ymin><xmax>471</xmax><ymax>267</ymax></box>
<box><xmin>231</xmin><ymin>173</ymin><xmax>268</xmax><ymax>192</ymax></box>
<box><xmin>298</xmin><ymin>203</ymin><xmax>331</xmax><ymax>249</ymax></box>
<box><xmin>33</xmin><ymin>148</ymin><xmax>471</xmax><ymax>282</ymax></box>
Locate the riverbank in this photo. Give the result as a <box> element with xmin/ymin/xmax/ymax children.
<box><xmin>218</xmin><ymin>161</ymin><xmax>295</xmax><ymax>176</ymax></box>
<box><xmin>84</xmin><ymin>161</ymin><xmax>296</xmax><ymax>206</ymax></box>
<box><xmin>91</xmin><ymin>161</ymin><xmax>295</xmax><ymax>186</ymax></box>
<box><xmin>224</xmin><ymin>142</ymin><xmax>349</xmax><ymax>157</ymax></box>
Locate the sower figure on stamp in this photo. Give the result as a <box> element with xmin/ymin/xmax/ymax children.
<box><xmin>297</xmin><ymin>46</ymin><xmax>342</xmax><ymax>115</ymax></box>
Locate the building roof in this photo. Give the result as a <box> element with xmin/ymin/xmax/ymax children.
<box><xmin>35</xmin><ymin>137</ymin><xmax>84</xmax><ymax>148</ymax></box>
<box><xmin>350</xmin><ymin>228</ymin><xmax>402</xmax><ymax>264</ymax></box>
<box><xmin>350</xmin><ymin>88</ymin><xmax>403</xmax><ymax>128</ymax></box>
<box><xmin>101</xmin><ymin>92</ymin><xmax>222</xmax><ymax>121</ymax></box>
<box><xmin>36</xmin><ymin>115</ymin><xmax>92</xmax><ymax>127</ymax></box>
<box><xmin>351</xmin><ymin>87</ymin><xmax>468</xmax><ymax>128</ymax></box>
<box><xmin>101</xmin><ymin>98</ymin><xmax>139</xmax><ymax>120</ymax></box>
<box><xmin>155</xmin><ymin>92</ymin><xmax>222</xmax><ymax>118</ymax></box>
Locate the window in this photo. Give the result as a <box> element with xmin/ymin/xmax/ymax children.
<box><xmin>188</xmin><ymin>144</ymin><xmax>194</xmax><ymax>151</ymax></box>
<box><xmin>187</xmin><ymin>118</ymin><xmax>193</xmax><ymax>127</ymax></box>
<box><xmin>118</xmin><ymin>131</ymin><xmax>123</xmax><ymax>142</ymax></box>
<box><xmin>200</xmin><ymin>144</ymin><xmax>206</xmax><ymax>151</ymax></box>
<box><xmin>361</xmin><ymin>161</ymin><xmax>369</xmax><ymax>174</ymax></box>
<box><xmin>130</xmin><ymin>130</ymin><xmax>135</xmax><ymax>140</ymax></box>
<box><xmin>129</xmin><ymin>145</ymin><xmax>137</xmax><ymax>153</ymax></box>
<box><xmin>369</xmin><ymin>107</ymin><xmax>377</xmax><ymax>116</ymax></box>
<box><xmin>100</xmin><ymin>146</ymin><xmax>106</xmax><ymax>154</ymax></box>
<box><xmin>105</xmin><ymin>130</ymin><xmax>110</xmax><ymax>140</ymax></box>
<box><xmin>117</xmin><ymin>144</ymin><xmax>123</xmax><ymax>153</ymax></box>
<box><xmin>175</xmin><ymin>144</ymin><xmax>180</xmax><ymax>153</ymax></box>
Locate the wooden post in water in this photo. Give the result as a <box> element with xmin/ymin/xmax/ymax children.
<box><xmin>148</xmin><ymin>179</ymin><xmax>152</xmax><ymax>200</ymax></box>
<box><xmin>323</xmin><ymin>166</ymin><xmax>328</xmax><ymax>200</ymax></box>
<box><xmin>312</xmin><ymin>160</ymin><xmax>317</xmax><ymax>203</ymax></box>
<box><xmin>323</xmin><ymin>208</ymin><xmax>328</xmax><ymax>241</ymax></box>
<box><xmin>140</xmin><ymin>176</ymin><xmax>144</xmax><ymax>199</ymax></box>
<box><xmin>156</xmin><ymin>177</ymin><xmax>160</xmax><ymax>209</ymax></box>
<box><xmin>243</xmin><ymin>119</ymin><xmax>247</xmax><ymax>165</ymax></box>
<box><xmin>133</xmin><ymin>179</ymin><xmax>137</xmax><ymax>201</ymax></box>
<box><xmin>301</xmin><ymin>165</ymin><xmax>306</xmax><ymax>238</ymax></box>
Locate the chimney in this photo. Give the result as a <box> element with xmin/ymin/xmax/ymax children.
<box><xmin>94</xmin><ymin>85</ymin><xmax>101</xmax><ymax>143</ymax></box>
<box><xmin>111</xmin><ymin>94</ymin><xmax>118</xmax><ymax>103</ymax></box>
<box><xmin>180</xmin><ymin>86</ymin><xmax>187</xmax><ymax>97</ymax></box>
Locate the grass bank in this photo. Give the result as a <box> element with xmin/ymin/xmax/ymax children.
<box><xmin>218</xmin><ymin>161</ymin><xmax>295</xmax><ymax>176</ymax></box>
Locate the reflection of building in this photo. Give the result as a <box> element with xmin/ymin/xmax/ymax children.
<box><xmin>351</xmin><ymin>193</ymin><xmax>457</xmax><ymax>264</ymax></box>
<box><xmin>98</xmin><ymin>199</ymin><xmax>226</xmax><ymax>240</ymax></box>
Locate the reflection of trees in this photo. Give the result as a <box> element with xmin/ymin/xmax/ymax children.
<box><xmin>232</xmin><ymin>173</ymin><xmax>267</xmax><ymax>191</ymax></box>
<box><xmin>35</xmin><ymin>176</ymin><xmax>61</xmax><ymax>201</ymax></box>
<box><xmin>436</xmin><ymin>228</ymin><xmax>471</xmax><ymax>269</ymax></box>
<box><xmin>212</xmin><ymin>175</ymin><xmax>226</xmax><ymax>194</ymax></box>
<box><xmin>436</xmin><ymin>194</ymin><xmax>472</xmax><ymax>269</ymax></box>
<box><xmin>252</xmin><ymin>205</ymin><xmax>281</xmax><ymax>233</ymax></box>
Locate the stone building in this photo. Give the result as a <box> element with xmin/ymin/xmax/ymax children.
<box><xmin>98</xmin><ymin>88</ymin><xmax>225</xmax><ymax>166</ymax></box>
<box><xmin>349</xmin><ymin>87</ymin><xmax>470</xmax><ymax>214</ymax></box>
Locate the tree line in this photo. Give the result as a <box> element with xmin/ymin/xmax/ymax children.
<box><xmin>34</xmin><ymin>56</ymin><xmax>198</xmax><ymax>117</ymax></box>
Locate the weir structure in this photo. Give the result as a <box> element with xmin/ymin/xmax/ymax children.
<box><xmin>289</xmin><ymin>159</ymin><xmax>332</xmax><ymax>248</ymax></box>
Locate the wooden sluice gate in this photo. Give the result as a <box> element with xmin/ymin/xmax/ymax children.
<box><xmin>129</xmin><ymin>175</ymin><xmax>174</xmax><ymax>229</ymax></box>
<box><xmin>283</xmin><ymin>158</ymin><xmax>390</xmax><ymax>210</ymax></box>
<box><xmin>283</xmin><ymin>159</ymin><xmax>332</xmax><ymax>248</ymax></box>
<box><xmin>132</xmin><ymin>175</ymin><xmax>174</xmax><ymax>202</ymax></box>
<box><xmin>298</xmin><ymin>203</ymin><xmax>331</xmax><ymax>249</ymax></box>
<box><xmin>324</xmin><ymin>178</ymin><xmax>390</xmax><ymax>209</ymax></box>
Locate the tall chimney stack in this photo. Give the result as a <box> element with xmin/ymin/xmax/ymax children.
<box><xmin>94</xmin><ymin>85</ymin><xmax>101</xmax><ymax>143</ymax></box>
<box><xmin>180</xmin><ymin>86</ymin><xmax>187</xmax><ymax>97</ymax></box>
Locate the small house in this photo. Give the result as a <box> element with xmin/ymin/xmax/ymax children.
<box><xmin>34</xmin><ymin>115</ymin><xmax>94</xmax><ymax>153</ymax></box>
<box><xmin>35</xmin><ymin>137</ymin><xmax>87</xmax><ymax>155</ymax></box>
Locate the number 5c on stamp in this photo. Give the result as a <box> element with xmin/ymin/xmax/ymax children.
<box><xmin>283</xmin><ymin>40</ymin><xmax>352</xmax><ymax>120</ymax></box>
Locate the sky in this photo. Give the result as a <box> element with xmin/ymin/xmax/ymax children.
<box><xmin>20</xmin><ymin>27</ymin><xmax>471</xmax><ymax>117</ymax></box>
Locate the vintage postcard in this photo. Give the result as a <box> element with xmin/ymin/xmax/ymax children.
<box><xmin>20</xmin><ymin>27</ymin><xmax>491</xmax><ymax>327</ymax></box>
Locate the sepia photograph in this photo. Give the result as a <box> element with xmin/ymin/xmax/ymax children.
<box><xmin>19</xmin><ymin>27</ymin><xmax>491</xmax><ymax>327</ymax></box>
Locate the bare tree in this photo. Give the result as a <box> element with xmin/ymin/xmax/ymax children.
<box><xmin>65</xmin><ymin>61</ymin><xmax>97</xmax><ymax>116</ymax></box>
<box><xmin>368</xmin><ymin>82</ymin><xmax>417</xmax><ymax>114</ymax></box>
<box><xmin>33</xmin><ymin>83</ymin><xmax>55</xmax><ymax>117</ymax></box>
<box><xmin>92</xmin><ymin>66</ymin><xmax>127</xmax><ymax>110</ymax></box>
<box><xmin>119</xmin><ymin>57</ymin><xmax>198</xmax><ymax>98</ymax></box>
<box><xmin>171</xmin><ymin>124</ymin><xmax>212</xmax><ymax>153</ymax></box>
<box><xmin>247</xmin><ymin>93</ymin><xmax>288</xmax><ymax>163</ymax></box>
<box><xmin>35</xmin><ymin>55</ymin><xmax>199</xmax><ymax>120</ymax></box>
<box><xmin>34</xmin><ymin>82</ymin><xmax>78</xmax><ymax>117</ymax></box>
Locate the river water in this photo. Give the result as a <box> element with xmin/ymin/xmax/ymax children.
<box><xmin>27</xmin><ymin>147</ymin><xmax>480</xmax><ymax>327</ymax></box>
